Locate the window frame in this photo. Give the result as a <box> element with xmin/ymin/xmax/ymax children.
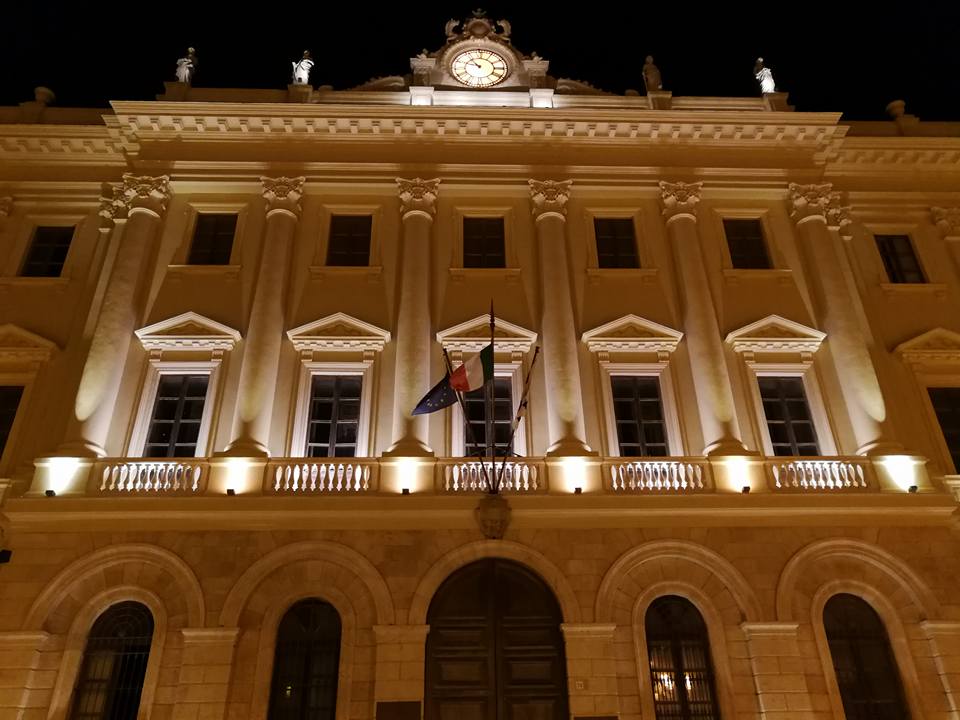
<box><xmin>0</xmin><ymin>373</ymin><xmax>30</xmax><ymax>475</ymax></box>
<box><xmin>924</xmin><ymin>382</ymin><xmax>960</xmax><ymax>475</ymax></box>
<box><xmin>450</xmin><ymin>362</ymin><xmax>527</xmax><ymax>458</ymax></box>
<box><xmin>325</xmin><ymin>214</ymin><xmax>374</xmax><ymax>268</ymax></box>
<box><xmin>461</xmin><ymin>216</ymin><xmax>507</xmax><ymax>269</ymax></box>
<box><xmin>174</xmin><ymin>201</ymin><xmax>248</xmax><ymax>268</ymax></box>
<box><xmin>593</xmin><ymin>216</ymin><xmax>641</xmax><ymax>269</ymax></box>
<box><xmin>5</xmin><ymin>212</ymin><xmax>84</xmax><ymax>281</ymax></box>
<box><xmin>600</xmin><ymin>362</ymin><xmax>684</xmax><ymax>457</ymax></box>
<box><xmin>710</xmin><ymin>208</ymin><xmax>783</xmax><ymax>275</ymax></box>
<box><xmin>315</xmin><ymin>203</ymin><xmax>383</xmax><ymax>269</ymax></box>
<box><xmin>874</xmin><ymin>231</ymin><xmax>927</xmax><ymax>285</ymax></box>
<box><xmin>186</xmin><ymin>212</ymin><xmax>240</xmax><ymax>266</ymax></box>
<box><xmin>289</xmin><ymin>361</ymin><xmax>375</xmax><ymax>458</ymax></box>
<box><xmin>583</xmin><ymin>206</ymin><xmax>654</xmax><ymax>273</ymax></box>
<box><xmin>303</xmin><ymin>374</ymin><xmax>365</xmax><ymax>459</ymax></box>
<box><xmin>451</xmin><ymin>206</ymin><xmax>516</xmax><ymax>271</ymax></box>
<box><xmin>754</xmin><ymin>373</ymin><xmax>822</xmax><ymax>458</ymax></box>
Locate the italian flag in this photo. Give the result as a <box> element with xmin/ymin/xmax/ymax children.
<box><xmin>450</xmin><ymin>343</ymin><xmax>494</xmax><ymax>392</ymax></box>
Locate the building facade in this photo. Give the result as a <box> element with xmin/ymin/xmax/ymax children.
<box><xmin>2</xmin><ymin>15</ymin><xmax>960</xmax><ymax>720</ymax></box>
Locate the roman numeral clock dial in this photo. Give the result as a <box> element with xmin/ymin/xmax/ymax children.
<box><xmin>451</xmin><ymin>49</ymin><xmax>508</xmax><ymax>88</ymax></box>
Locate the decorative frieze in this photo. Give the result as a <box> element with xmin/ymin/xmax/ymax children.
<box><xmin>261</xmin><ymin>176</ymin><xmax>304</xmax><ymax>218</ymax></box>
<box><xmin>528</xmin><ymin>179</ymin><xmax>571</xmax><ymax>219</ymax></box>
<box><xmin>396</xmin><ymin>177</ymin><xmax>440</xmax><ymax>218</ymax></box>
<box><xmin>659</xmin><ymin>180</ymin><xmax>702</xmax><ymax>220</ymax></box>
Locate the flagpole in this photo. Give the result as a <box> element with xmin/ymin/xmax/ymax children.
<box><xmin>485</xmin><ymin>300</ymin><xmax>496</xmax><ymax>490</ymax></box>
<box><xmin>495</xmin><ymin>345</ymin><xmax>540</xmax><ymax>494</ymax></box>
<box><xmin>442</xmin><ymin>348</ymin><xmax>494</xmax><ymax>491</ymax></box>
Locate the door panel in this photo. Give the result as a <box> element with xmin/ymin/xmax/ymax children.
<box><xmin>426</xmin><ymin>559</ymin><xmax>568</xmax><ymax>720</ymax></box>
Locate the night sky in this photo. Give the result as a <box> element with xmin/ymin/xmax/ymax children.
<box><xmin>2</xmin><ymin>2</ymin><xmax>958</xmax><ymax>121</ymax></box>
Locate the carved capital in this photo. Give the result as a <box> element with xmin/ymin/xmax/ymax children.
<box><xmin>787</xmin><ymin>182</ymin><xmax>837</xmax><ymax>224</ymax></box>
<box><xmin>659</xmin><ymin>181</ymin><xmax>702</xmax><ymax>220</ymax></box>
<box><xmin>0</xmin><ymin>196</ymin><xmax>12</xmax><ymax>219</ymax></box>
<box><xmin>98</xmin><ymin>183</ymin><xmax>127</xmax><ymax>229</ymax></box>
<box><xmin>120</xmin><ymin>174</ymin><xmax>170</xmax><ymax>217</ymax></box>
<box><xmin>932</xmin><ymin>207</ymin><xmax>960</xmax><ymax>238</ymax></box>
<box><xmin>396</xmin><ymin>178</ymin><xmax>440</xmax><ymax>219</ymax></box>
<box><xmin>261</xmin><ymin>176</ymin><xmax>305</xmax><ymax>218</ymax></box>
<box><xmin>528</xmin><ymin>179</ymin><xmax>572</xmax><ymax>219</ymax></box>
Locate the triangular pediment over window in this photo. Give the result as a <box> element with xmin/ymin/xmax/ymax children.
<box><xmin>581</xmin><ymin>315</ymin><xmax>683</xmax><ymax>354</ymax></box>
<box><xmin>287</xmin><ymin>312</ymin><xmax>391</xmax><ymax>353</ymax></box>
<box><xmin>895</xmin><ymin>328</ymin><xmax>960</xmax><ymax>364</ymax></box>
<box><xmin>0</xmin><ymin>324</ymin><xmax>58</xmax><ymax>363</ymax></box>
<box><xmin>436</xmin><ymin>315</ymin><xmax>537</xmax><ymax>354</ymax></box>
<box><xmin>725</xmin><ymin>315</ymin><xmax>825</xmax><ymax>354</ymax></box>
<box><xmin>135</xmin><ymin>312</ymin><xmax>241</xmax><ymax>352</ymax></box>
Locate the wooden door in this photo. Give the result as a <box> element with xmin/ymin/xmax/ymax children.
<box><xmin>425</xmin><ymin>559</ymin><xmax>569</xmax><ymax>720</ymax></box>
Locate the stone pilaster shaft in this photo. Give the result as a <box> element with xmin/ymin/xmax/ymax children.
<box><xmin>62</xmin><ymin>174</ymin><xmax>170</xmax><ymax>456</ymax></box>
<box><xmin>388</xmin><ymin>178</ymin><xmax>439</xmax><ymax>455</ymax></box>
<box><xmin>660</xmin><ymin>181</ymin><xmax>744</xmax><ymax>455</ymax></box>
<box><xmin>529</xmin><ymin>180</ymin><xmax>588</xmax><ymax>455</ymax></box>
<box><xmin>789</xmin><ymin>183</ymin><xmax>892</xmax><ymax>453</ymax></box>
<box><xmin>226</xmin><ymin>177</ymin><xmax>304</xmax><ymax>456</ymax></box>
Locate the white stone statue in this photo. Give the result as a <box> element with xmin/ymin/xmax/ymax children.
<box><xmin>292</xmin><ymin>51</ymin><xmax>314</xmax><ymax>85</ymax></box>
<box><xmin>175</xmin><ymin>48</ymin><xmax>198</xmax><ymax>84</ymax></box>
<box><xmin>754</xmin><ymin>57</ymin><xmax>776</xmax><ymax>94</ymax></box>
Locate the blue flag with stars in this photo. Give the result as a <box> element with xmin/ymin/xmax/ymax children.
<box><xmin>411</xmin><ymin>373</ymin><xmax>458</xmax><ymax>415</ymax></box>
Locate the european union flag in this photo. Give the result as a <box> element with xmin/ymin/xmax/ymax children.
<box><xmin>411</xmin><ymin>373</ymin><xmax>458</xmax><ymax>415</ymax></box>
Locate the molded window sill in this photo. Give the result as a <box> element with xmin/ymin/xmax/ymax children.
<box><xmin>449</xmin><ymin>267</ymin><xmax>522</xmax><ymax>283</ymax></box>
<box><xmin>0</xmin><ymin>276</ymin><xmax>70</xmax><ymax>291</ymax></box>
<box><xmin>168</xmin><ymin>264</ymin><xmax>241</xmax><ymax>279</ymax></box>
<box><xmin>586</xmin><ymin>268</ymin><xmax>658</xmax><ymax>285</ymax></box>
<box><xmin>880</xmin><ymin>282</ymin><xmax>947</xmax><ymax>299</ymax></box>
<box><xmin>309</xmin><ymin>265</ymin><xmax>383</xmax><ymax>281</ymax></box>
<box><xmin>723</xmin><ymin>268</ymin><xmax>793</xmax><ymax>285</ymax></box>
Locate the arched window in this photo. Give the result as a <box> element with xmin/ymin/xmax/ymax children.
<box><xmin>268</xmin><ymin>598</ymin><xmax>341</xmax><ymax>720</ymax></box>
<box><xmin>69</xmin><ymin>601</ymin><xmax>154</xmax><ymax>720</ymax></box>
<box><xmin>823</xmin><ymin>594</ymin><xmax>911</xmax><ymax>720</ymax></box>
<box><xmin>645</xmin><ymin>595</ymin><xmax>721</xmax><ymax>720</ymax></box>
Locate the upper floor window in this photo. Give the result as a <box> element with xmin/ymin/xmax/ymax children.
<box><xmin>875</xmin><ymin>234</ymin><xmax>925</xmax><ymax>284</ymax></box>
<box><xmin>463</xmin><ymin>217</ymin><xmax>505</xmax><ymax>268</ymax></box>
<box><xmin>326</xmin><ymin>215</ymin><xmax>372</xmax><ymax>267</ymax></box>
<box><xmin>645</xmin><ymin>596</ymin><xmax>721</xmax><ymax>720</ymax></box>
<box><xmin>823</xmin><ymin>594</ymin><xmax>910</xmax><ymax>720</ymax></box>
<box><xmin>306</xmin><ymin>376</ymin><xmax>362</xmax><ymax>457</ymax></box>
<box><xmin>594</xmin><ymin>218</ymin><xmax>640</xmax><ymax>269</ymax></box>
<box><xmin>758</xmin><ymin>376</ymin><xmax>819</xmax><ymax>456</ymax></box>
<box><xmin>463</xmin><ymin>377</ymin><xmax>513</xmax><ymax>457</ymax></box>
<box><xmin>69</xmin><ymin>601</ymin><xmax>154</xmax><ymax>720</ymax></box>
<box><xmin>144</xmin><ymin>374</ymin><xmax>209</xmax><ymax>457</ymax></box>
<box><xmin>611</xmin><ymin>376</ymin><xmax>668</xmax><ymax>457</ymax></box>
<box><xmin>269</xmin><ymin>598</ymin><xmax>341</xmax><ymax>720</ymax></box>
<box><xmin>722</xmin><ymin>218</ymin><xmax>771</xmax><ymax>270</ymax></box>
<box><xmin>0</xmin><ymin>386</ymin><xmax>24</xmax><ymax>458</ymax></box>
<box><xmin>187</xmin><ymin>214</ymin><xmax>237</xmax><ymax>265</ymax></box>
<box><xmin>20</xmin><ymin>225</ymin><xmax>74</xmax><ymax>277</ymax></box>
<box><xmin>928</xmin><ymin>387</ymin><xmax>960</xmax><ymax>473</ymax></box>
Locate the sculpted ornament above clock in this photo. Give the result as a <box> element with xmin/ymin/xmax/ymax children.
<box><xmin>450</xmin><ymin>49</ymin><xmax>508</xmax><ymax>88</ymax></box>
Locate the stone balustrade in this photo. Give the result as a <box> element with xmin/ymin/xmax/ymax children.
<box><xmin>605</xmin><ymin>459</ymin><xmax>709</xmax><ymax>492</ymax></box>
<box><xmin>267</xmin><ymin>459</ymin><xmax>377</xmax><ymax>493</ymax></box>
<box><xmin>93</xmin><ymin>460</ymin><xmax>207</xmax><ymax>494</ymax></box>
<box><xmin>765</xmin><ymin>458</ymin><xmax>871</xmax><ymax>491</ymax></box>
<box><xmin>438</xmin><ymin>459</ymin><xmax>544</xmax><ymax>493</ymax></box>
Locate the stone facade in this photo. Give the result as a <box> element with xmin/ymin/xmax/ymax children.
<box><xmin>2</xmin><ymin>17</ymin><xmax>960</xmax><ymax>720</ymax></box>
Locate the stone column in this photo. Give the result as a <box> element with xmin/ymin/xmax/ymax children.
<box><xmin>174</xmin><ymin>628</ymin><xmax>239</xmax><ymax>720</ymax></box>
<box><xmin>741</xmin><ymin>622</ymin><xmax>816</xmax><ymax>720</ymax></box>
<box><xmin>61</xmin><ymin>175</ymin><xmax>170</xmax><ymax>457</ymax></box>
<box><xmin>660</xmin><ymin>181</ymin><xmax>745</xmax><ymax>455</ymax></box>
<box><xmin>387</xmin><ymin>178</ymin><xmax>439</xmax><ymax>456</ymax></box>
<box><xmin>789</xmin><ymin>183</ymin><xmax>894</xmax><ymax>454</ymax></box>
<box><xmin>529</xmin><ymin>180</ymin><xmax>589</xmax><ymax>455</ymax></box>
<box><xmin>373</xmin><ymin>624</ymin><xmax>429</xmax><ymax>706</ymax></box>
<box><xmin>225</xmin><ymin>177</ymin><xmax>304</xmax><ymax>456</ymax></box>
<box><xmin>933</xmin><ymin>207</ymin><xmax>960</xmax><ymax>282</ymax></box>
<box><xmin>560</xmin><ymin>623</ymin><xmax>619</xmax><ymax>718</ymax></box>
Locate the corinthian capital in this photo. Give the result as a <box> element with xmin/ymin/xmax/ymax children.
<box><xmin>932</xmin><ymin>207</ymin><xmax>960</xmax><ymax>238</ymax></box>
<box><xmin>659</xmin><ymin>181</ymin><xmax>702</xmax><ymax>220</ymax></box>
<box><xmin>396</xmin><ymin>178</ymin><xmax>440</xmax><ymax>218</ymax></box>
<box><xmin>97</xmin><ymin>183</ymin><xmax>128</xmax><ymax>230</ymax></box>
<box><xmin>120</xmin><ymin>174</ymin><xmax>171</xmax><ymax>217</ymax></box>
<box><xmin>528</xmin><ymin>179</ymin><xmax>572</xmax><ymax>219</ymax></box>
<box><xmin>0</xmin><ymin>196</ymin><xmax>12</xmax><ymax>219</ymax></box>
<box><xmin>261</xmin><ymin>176</ymin><xmax>305</xmax><ymax>218</ymax></box>
<box><xmin>787</xmin><ymin>182</ymin><xmax>840</xmax><ymax>224</ymax></box>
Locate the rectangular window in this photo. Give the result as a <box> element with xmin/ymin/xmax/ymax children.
<box><xmin>611</xmin><ymin>376</ymin><xmax>668</xmax><ymax>457</ymax></box>
<box><xmin>306</xmin><ymin>376</ymin><xmax>362</xmax><ymax>457</ymax></box>
<box><xmin>0</xmin><ymin>386</ymin><xmax>24</xmax><ymax>458</ymax></box>
<box><xmin>326</xmin><ymin>215</ymin><xmax>372</xmax><ymax>267</ymax></box>
<box><xmin>187</xmin><ymin>214</ymin><xmax>237</xmax><ymax>265</ymax></box>
<box><xmin>594</xmin><ymin>218</ymin><xmax>640</xmax><ymax>269</ymax></box>
<box><xmin>928</xmin><ymin>387</ymin><xmax>960</xmax><ymax>472</ymax></box>
<box><xmin>463</xmin><ymin>217</ymin><xmax>506</xmax><ymax>268</ymax></box>
<box><xmin>463</xmin><ymin>377</ymin><xmax>513</xmax><ymax>457</ymax></box>
<box><xmin>20</xmin><ymin>226</ymin><xmax>74</xmax><ymax>277</ymax></box>
<box><xmin>875</xmin><ymin>234</ymin><xmax>925</xmax><ymax>283</ymax></box>
<box><xmin>723</xmin><ymin>218</ymin><xmax>771</xmax><ymax>270</ymax></box>
<box><xmin>758</xmin><ymin>376</ymin><xmax>820</xmax><ymax>456</ymax></box>
<box><xmin>144</xmin><ymin>375</ymin><xmax>209</xmax><ymax>457</ymax></box>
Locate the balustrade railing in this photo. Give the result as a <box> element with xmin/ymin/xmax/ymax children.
<box><xmin>766</xmin><ymin>458</ymin><xmax>871</xmax><ymax>491</ymax></box>
<box><xmin>268</xmin><ymin>460</ymin><xmax>377</xmax><ymax>493</ymax></box>
<box><xmin>94</xmin><ymin>460</ymin><xmax>207</xmax><ymax>494</ymax></box>
<box><xmin>606</xmin><ymin>459</ymin><xmax>709</xmax><ymax>492</ymax></box>
<box><xmin>439</xmin><ymin>459</ymin><xmax>544</xmax><ymax>493</ymax></box>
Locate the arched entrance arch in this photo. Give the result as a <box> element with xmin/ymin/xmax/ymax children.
<box><xmin>424</xmin><ymin>558</ymin><xmax>569</xmax><ymax>720</ymax></box>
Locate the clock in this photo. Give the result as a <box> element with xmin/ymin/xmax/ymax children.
<box><xmin>450</xmin><ymin>49</ymin><xmax>508</xmax><ymax>88</ymax></box>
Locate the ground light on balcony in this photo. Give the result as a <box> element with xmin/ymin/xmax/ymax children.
<box><xmin>46</xmin><ymin>456</ymin><xmax>82</xmax><ymax>495</ymax></box>
<box><xmin>721</xmin><ymin>456</ymin><xmax>753</xmax><ymax>493</ymax></box>
<box><xmin>223</xmin><ymin>458</ymin><xmax>257</xmax><ymax>495</ymax></box>
<box><xmin>560</xmin><ymin>456</ymin><xmax>588</xmax><ymax>494</ymax></box>
<box><xmin>879</xmin><ymin>455</ymin><xmax>922</xmax><ymax>492</ymax></box>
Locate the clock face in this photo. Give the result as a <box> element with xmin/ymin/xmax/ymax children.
<box><xmin>451</xmin><ymin>49</ymin><xmax>508</xmax><ymax>88</ymax></box>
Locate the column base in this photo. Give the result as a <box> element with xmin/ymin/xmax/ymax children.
<box><xmin>382</xmin><ymin>437</ymin><xmax>434</xmax><ymax>458</ymax></box>
<box><xmin>704</xmin><ymin>439</ymin><xmax>754</xmax><ymax>457</ymax></box>
<box><xmin>545</xmin><ymin>438</ymin><xmax>597</xmax><ymax>457</ymax></box>
<box><xmin>859</xmin><ymin>440</ymin><xmax>907</xmax><ymax>457</ymax></box>
<box><xmin>52</xmin><ymin>441</ymin><xmax>105</xmax><ymax>459</ymax></box>
<box><xmin>217</xmin><ymin>439</ymin><xmax>270</xmax><ymax>458</ymax></box>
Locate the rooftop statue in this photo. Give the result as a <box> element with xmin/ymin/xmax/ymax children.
<box><xmin>754</xmin><ymin>57</ymin><xmax>776</xmax><ymax>94</ymax></box>
<box><xmin>175</xmin><ymin>47</ymin><xmax>198</xmax><ymax>84</ymax></box>
<box><xmin>292</xmin><ymin>51</ymin><xmax>314</xmax><ymax>85</ymax></box>
<box><xmin>642</xmin><ymin>56</ymin><xmax>662</xmax><ymax>91</ymax></box>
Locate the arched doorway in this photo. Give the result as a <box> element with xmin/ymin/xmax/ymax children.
<box><xmin>425</xmin><ymin>558</ymin><xmax>569</xmax><ymax>720</ymax></box>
